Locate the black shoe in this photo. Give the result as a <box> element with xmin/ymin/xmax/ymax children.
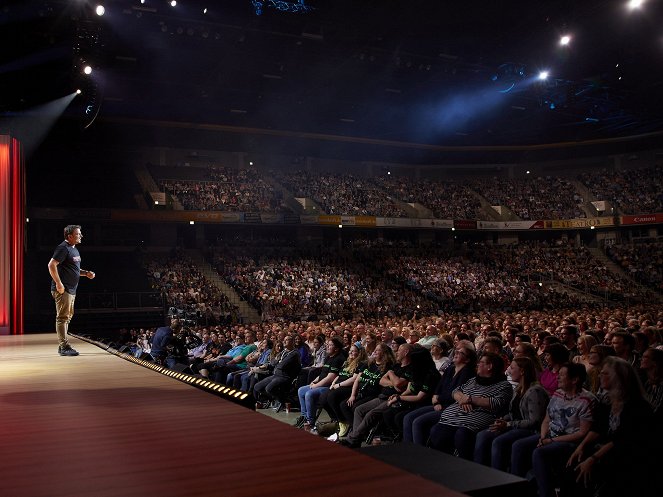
<box><xmin>293</xmin><ymin>415</ymin><xmax>306</xmax><ymax>428</ymax></box>
<box><xmin>59</xmin><ymin>346</ymin><xmax>79</xmax><ymax>356</ymax></box>
<box><xmin>338</xmin><ymin>439</ymin><xmax>360</xmax><ymax>449</ymax></box>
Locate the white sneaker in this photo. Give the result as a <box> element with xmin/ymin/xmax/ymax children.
<box><xmin>326</xmin><ymin>433</ymin><xmax>339</xmax><ymax>442</ymax></box>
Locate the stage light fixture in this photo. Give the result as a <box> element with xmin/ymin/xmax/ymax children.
<box><xmin>538</xmin><ymin>71</ymin><xmax>549</xmax><ymax>80</ymax></box>
<box><xmin>203</xmin><ymin>8</ymin><xmax>208</xmax><ymax>14</ymax></box>
<box><xmin>76</xmin><ymin>89</ymin><xmax>82</xmax><ymax>95</ymax></box>
<box><xmin>95</xmin><ymin>5</ymin><xmax>105</xmax><ymax>16</ymax></box>
<box><xmin>560</xmin><ymin>35</ymin><xmax>571</xmax><ymax>46</ymax></box>
<box><xmin>83</xmin><ymin>65</ymin><xmax>93</xmax><ymax>75</ymax></box>
<box><xmin>628</xmin><ymin>0</ymin><xmax>644</xmax><ymax>9</ymax></box>
<box><xmin>170</xmin><ymin>0</ymin><xmax>177</xmax><ymax>6</ymax></box>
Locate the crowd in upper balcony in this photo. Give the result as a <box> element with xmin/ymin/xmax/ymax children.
<box><xmin>373</xmin><ymin>175</ymin><xmax>482</xmax><ymax>219</ymax></box>
<box><xmin>270</xmin><ymin>169</ymin><xmax>409</xmax><ymax>217</ymax></box>
<box><xmin>147</xmin><ymin>162</ymin><xmax>663</xmax><ymax>220</ymax></box>
<box><xmin>156</xmin><ymin>164</ymin><xmax>287</xmax><ymax>213</ymax></box>
<box><xmin>578</xmin><ymin>164</ymin><xmax>663</xmax><ymax>215</ymax></box>
<box><xmin>469</xmin><ymin>176</ymin><xmax>585</xmax><ymax>220</ymax></box>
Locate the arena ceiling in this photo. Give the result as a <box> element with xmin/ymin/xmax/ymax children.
<box><xmin>3</xmin><ymin>0</ymin><xmax>663</xmax><ymax>151</ymax></box>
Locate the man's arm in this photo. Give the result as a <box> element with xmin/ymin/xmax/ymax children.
<box><xmin>48</xmin><ymin>258</ymin><xmax>65</xmax><ymax>294</ymax></box>
<box><xmin>80</xmin><ymin>268</ymin><xmax>96</xmax><ymax>279</ymax></box>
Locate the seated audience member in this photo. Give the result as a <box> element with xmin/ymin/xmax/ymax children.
<box><xmin>234</xmin><ymin>339</ymin><xmax>272</xmax><ymax>391</ymax></box>
<box><xmin>339</xmin><ymin>343</ymin><xmax>417</xmax><ymax>448</ymax></box>
<box><xmin>474</xmin><ymin>357</ymin><xmax>550</xmax><ymax>470</ymax></box>
<box><xmin>335</xmin><ymin>343</ymin><xmax>396</xmax><ymax>438</ymax></box>
<box><xmin>511</xmin><ymin>363</ymin><xmax>595</xmax><ymax>497</ymax></box>
<box><xmin>573</xmin><ymin>334</ymin><xmax>598</xmax><ymax>372</ymax></box>
<box><xmin>247</xmin><ymin>340</ymin><xmax>283</xmax><ymax>393</ymax></box>
<box><xmin>418</xmin><ymin>325</ymin><xmax>440</xmax><ymax>349</ymax></box>
<box><xmin>295</xmin><ymin>338</ymin><xmax>345</xmax><ymax>430</ymax></box>
<box><xmin>381</xmin><ymin>345</ymin><xmax>441</xmax><ymax>440</ymax></box>
<box><xmin>567</xmin><ymin>357</ymin><xmax>658</xmax><ymax>497</ymax></box>
<box><xmin>295</xmin><ymin>333</ymin><xmax>313</xmax><ymax>368</ymax></box>
<box><xmin>322</xmin><ymin>344</ymin><xmax>369</xmax><ymax>440</ymax></box>
<box><xmin>428</xmin><ymin>351</ymin><xmax>512</xmax><ymax>460</ymax></box>
<box><xmin>363</xmin><ymin>332</ymin><xmax>378</xmax><ymax>359</ymax></box>
<box><xmin>540</xmin><ymin>342</ymin><xmax>569</xmax><ymax>396</ymax></box>
<box><xmin>640</xmin><ymin>347</ymin><xmax>663</xmax><ymax>418</ymax></box>
<box><xmin>297</xmin><ymin>334</ymin><xmax>327</xmax><ymax>387</ymax></box>
<box><xmin>253</xmin><ymin>335</ymin><xmax>301</xmax><ymax>407</ymax></box>
<box><xmin>585</xmin><ymin>345</ymin><xmax>616</xmax><ymax>396</ymax></box>
<box><xmin>513</xmin><ymin>342</ymin><xmax>543</xmax><ymax>377</ymax></box>
<box><xmin>430</xmin><ymin>338</ymin><xmax>452</xmax><ymax>372</ymax></box>
<box><xmin>402</xmin><ymin>340</ymin><xmax>477</xmax><ymax>446</ymax></box>
<box><xmin>482</xmin><ymin>336</ymin><xmax>510</xmax><ymax>371</ymax></box>
<box><xmin>610</xmin><ymin>331</ymin><xmax>640</xmax><ymax>369</ymax></box>
<box><xmin>209</xmin><ymin>331</ymin><xmax>257</xmax><ymax>382</ymax></box>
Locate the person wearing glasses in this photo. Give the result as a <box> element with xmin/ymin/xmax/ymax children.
<box><xmin>402</xmin><ymin>340</ymin><xmax>477</xmax><ymax>446</ymax></box>
<box><xmin>427</xmin><ymin>351</ymin><xmax>512</xmax><ymax>459</ymax></box>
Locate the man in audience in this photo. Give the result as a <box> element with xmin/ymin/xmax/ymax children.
<box><xmin>560</xmin><ymin>325</ymin><xmax>580</xmax><ymax>361</ymax></box>
<box><xmin>611</xmin><ymin>331</ymin><xmax>640</xmax><ymax>368</ymax></box>
<box><xmin>253</xmin><ymin>335</ymin><xmax>301</xmax><ymax>408</ymax></box>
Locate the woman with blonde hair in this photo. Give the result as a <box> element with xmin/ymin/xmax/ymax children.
<box><xmin>573</xmin><ymin>334</ymin><xmax>598</xmax><ymax>372</ymax></box>
<box><xmin>321</xmin><ymin>344</ymin><xmax>370</xmax><ymax>433</ymax></box>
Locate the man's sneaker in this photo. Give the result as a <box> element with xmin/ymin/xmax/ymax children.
<box><xmin>293</xmin><ymin>415</ymin><xmax>306</xmax><ymax>428</ymax></box>
<box><xmin>59</xmin><ymin>346</ymin><xmax>79</xmax><ymax>356</ymax></box>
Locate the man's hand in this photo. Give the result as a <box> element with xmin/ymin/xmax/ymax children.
<box><xmin>86</xmin><ymin>271</ymin><xmax>96</xmax><ymax>279</ymax></box>
<box><xmin>56</xmin><ymin>282</ymin><xmax>65</xmax><ymax>294</ymax></box>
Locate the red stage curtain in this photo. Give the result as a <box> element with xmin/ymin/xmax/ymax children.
<box><xmin>0</xmin><ymin>135</ymin><xmax>24</xmax><ymax>335</ymax></box>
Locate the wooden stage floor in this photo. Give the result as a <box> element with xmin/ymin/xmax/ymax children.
<box><xmin>0</xmin><ymin>334</ymin><xmax>466</xmax><ymax>497</ymax></box>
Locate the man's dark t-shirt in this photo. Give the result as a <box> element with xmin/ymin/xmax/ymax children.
<box><xmin>51</xmin><ymin>241</ymin><xmax>81</xmax><ymax>294</ymax></box>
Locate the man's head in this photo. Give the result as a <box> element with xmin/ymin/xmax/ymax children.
<box><xmin>64</xmin><ymin>225</ymin><xmax>82</xmax><ymax>245</ymax></box>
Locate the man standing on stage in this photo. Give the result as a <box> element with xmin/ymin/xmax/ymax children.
<box><xmin>48</xmin><ymin>225</ymin><xmax>95</xmax><ymax>356</ymax></box>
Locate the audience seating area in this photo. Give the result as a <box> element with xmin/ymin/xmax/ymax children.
<box><xmin>579</xmin><ymin>164</ymin><xmax>663</xmax><ymax>215</ymax></box>
<box><xmin>146</xmin><ymin>162</ymin><xmax>663</xmax><ymax>220</ymax></box>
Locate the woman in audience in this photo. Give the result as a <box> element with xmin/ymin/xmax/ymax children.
<box><xmin>363</xmin><ymin>332</ymin><xmax>378</xmax><ymax>359</ymax></box>
<box><xmin>511</xmin><ymin>363</ymin><xmax>595</xmax><ymax>497</ymax></box>
<box><xmin>585</xmin><ymin>344</ymin><xmax>616</xmax><ymax>396</ymax></box>
<box><xmin>402</xmin><ymin>339</ymin><xmax>477</xmax><ymax>445</ymax></box>
<box><xmin>540</xmin><ymin>342</ymin><xmax>569</xmax><ymax>396</ymax></box>
<box><xmin>474</xmin><ymin>357</ymin><xmax>549</xmax><ymax>470</ymax></box>
<box><xmin>573</xmin><ymin>334</ymin><xmax>598</xmax><ymax>372</ymax></box>
<box><xmin>336</xmin><ymin>343</ymin><xmax>396</xmax><ymax>437</ymax></box>
<box><xmin>430</xmin><ymin>338</ymin><xmax>452</xmax><ymax>372</ymax></box>
<box><xmin>567</xmin><ymin>357</ymin><xmax>657</xmax><ymax>497</ymax></box>
<box><xmin>381</xmin><ymin>346</ymin><xmax>441</xmax><ymax>440</ymax></box>
<box><xmin>428</xmin><ymin>351</ymin><xmax>512</xmax><ymax>460</ymax></box>
<box><xmin>322</xmin><ymin>344</ymin><xmax>369</xmax><ymax>438</ymax></box>
<box><xmin>640</xmin><ymin>346</ymin><xmax>663</xmax><ymax>418</ymax></box>
<box><xmin>513</xmin><ymin>342</ymin><xmax>543</xmax><ymax>377</ymax></box>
